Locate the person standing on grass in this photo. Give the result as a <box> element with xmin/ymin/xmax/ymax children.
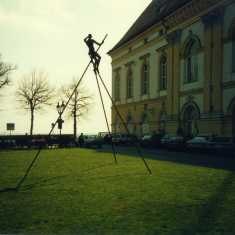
<box><xmin>78</xmin><ymin>133</ymin><xmax>84</xmax><ymax>147</ymax></box>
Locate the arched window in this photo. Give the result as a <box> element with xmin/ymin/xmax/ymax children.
<box><xmin>126</xmin><ymin>67</ymin><xmax>133</xmax><ymax>99</ymax></box>
<box><xmin>115</xmin><ymin>72</ymin><xmax>120</xmax><ymax>101</ymax></box>
<box><xmin>184</xmin><ymin>37</ymin><xmax>201</xmax><ymax>83</ymax></box>
<box><xmin>159</xmin><ymin>55</ymin><xmax>167</xmax><ymax>90</ymax></box>
<box><xmin>141</xmin><ymin>63</ymin><xmax>149</xmax><ymax>95</ymax></box>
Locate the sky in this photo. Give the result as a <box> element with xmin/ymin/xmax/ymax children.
<box><xmin>0</xmin><ymin>0</ymin><xmax>151</xmax><ymax>135</ymax></box>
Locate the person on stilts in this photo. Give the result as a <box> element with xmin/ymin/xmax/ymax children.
<box><xmin>84</xmin><ymin>34</ymin><xmax>103</xmax><ymax>73</ymax></box>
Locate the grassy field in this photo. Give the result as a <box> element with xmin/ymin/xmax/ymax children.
<box><xmin>0</xmin><ymin>147</ymin><xmax>235</xmax><ymax>235</ymax></box>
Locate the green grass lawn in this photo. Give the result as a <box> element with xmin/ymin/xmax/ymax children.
<box><xmin>0</xmin><ymin>147</ymin><xmax>235</xmax><ymax>234</ymax></box>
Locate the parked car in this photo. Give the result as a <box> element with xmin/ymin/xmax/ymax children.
<box><xmin>30</xmin><ymin>138</ymin><xmax>47</xmax><ymax>148</ymax></box>
<box><xmin>186</xmin><ymin>136</ymin><xmax>235</xmax><ymax>155</ymax></box>
<box><xmin>141</xmin><ymin>135</ymin><xmax>152</xmax><ymax>147</ymax></box>
<box><xmin>0</xmin><ymin>138</ymin><xmax>16</xmax><ymax>149</ymax></box>
<box><xmin>101</xmin><ymin>134</ymin><xmax>112</xmax><ymax>144</ymax></box>
<box><xmin>141</xmin><ymin>133</ymin><xmax>163</xmax><ymax>148</ymax></box>
<box><xmin>161</xmin><ymin>134</ymin><xmax>185</xmax><ymax>150</ymax></box>
<box><xmin>112</xmin><ymin>133</ymin><xmax>136</xmax><ymax>145</ymax></box>
<box><xmin>186</xmin><ymin>136</ymin><xmax>210</xmax><ymax>150</ymax></box>
<box><xmin>111</xmin><ymin>134</ymin><xmax>122</xmax><ymax>145</ymax></box>
<box><xmin>206</xmin><ymin>137</ymin><xmax>235</xmax><ymax>155</ymax></box>
<box><xmin>83</xmin><ymin>135</ymin><xmax>102</xmax><ymax>148</ymax></box>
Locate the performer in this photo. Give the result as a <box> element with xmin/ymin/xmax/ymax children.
<box><xmin>84</xmin><ymin>34</ymin><xmax>103</xmax><ymax>72</ymax></box>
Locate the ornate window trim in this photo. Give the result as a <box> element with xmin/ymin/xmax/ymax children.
<box><xmin>228</xmin><ymin>18</ymin><xmax>235</xmax><ymax>73</ymax></box>
<box><xmin>159</xmin><ymin>54</ymin><xmax>167</xmax><ymax>91</ymax></box>
<box><xmin>181</xmin><ymin>101</ymin><xmax>200</xmax><ymax>138</ymax></box>
<box><xmin>182</xmin><ymin>33</ymin><xmax>201</xmax><ymax>84</ymax></box>
<box><xmin>180</xmin><ymin>101</ymin><xmax>201</xmax><ymax>120</ymax></box>
<box><xmin>141</xmin><ymin>62</ymin><xmax>149</xmax><ymax>96</ymax></box>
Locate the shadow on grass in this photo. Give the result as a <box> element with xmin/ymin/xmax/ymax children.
<box><xmin>181</xmin><ymin>172</ymin><xmax>235</xmax><ymax>234</ymax></box>
<box><xmin>16</xmin><ymin>162</ymin><xmax>117</xmax><ymax>192</ymax></box>
<box><xmin>97</xmin><ymin>145</ymin><xmax>235</xmax><ymax>172</ymax></box>
<box><xmin>0</xmin><ymin>161</ymin><xmax>116</xmax><ymax>193</ymax></box>
<box><xmin>20</xmin><ymin>166</ymin><xmax>147</xmax><ymax>192</ymax></box>
<box><xmin>21</xmin><ymin>175</ymin><xmax>68</xmax><ymax>191</ymax></box>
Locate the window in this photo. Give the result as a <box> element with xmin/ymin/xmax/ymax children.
<box><xmin>232</xmin><ymin>28</ymin><xmax>235</xmax><ymax>72</ymax></box>
<box><xmin>115</xmin><ymin>72</ymin><xmax>120</xmax><ymax>101</ymax></box>
<box><xmin>159</xmin><ymin>55</ymin><xmax>167</xmax><ymax>90</ymax></box>
<box><xmin>228</xmin><ymin>18</ymin><xmax>235</xmax><ymax>73</ymax></box>
<box><xmin>141</xmin><ymin>63</ymin><xmax>149</xmax><ymax>95</ymax></box>
<box><xmin>184</xmin><ymin>38</ymin><xmax>200</xmax><ymax>83</ymax></box>
<box><xmin>126</xmin><ymin>67</ymin><xmax>133</xmax><ymax>99</ymax></box>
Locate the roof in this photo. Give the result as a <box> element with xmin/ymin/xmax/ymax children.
<box><xmin>109</xmin><ymin>0</ymin><xmax>192</xmax><ymax>53</ymax></box>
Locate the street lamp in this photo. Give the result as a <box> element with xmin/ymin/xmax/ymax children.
<box><xmin>56</xmin><ymin>101</ymin><xmax>65</xmax><ymax>136</ymax></box>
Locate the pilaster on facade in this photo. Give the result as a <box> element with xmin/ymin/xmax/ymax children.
<box><xmin>212</xmin><ymin>14</ymin><xmax>224</xmax><ymax>113</ymax></box>
<box><xmin>202</xmin><ymin>8</ymin><xmax>224</xmax><ymax>113</ymax></box>
<box><xmin>165</xmin><ymin>30</ymin><xmax>182</xmax><ymax>118</ymax></box>
<box><xmin>203</xmin><ymin>16</ymin><xmax>213</xmax><ymax>113</ymax></box>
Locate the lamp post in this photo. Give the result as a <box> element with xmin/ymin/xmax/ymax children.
<box><xmin>56</xmin><ymin>101</ymin><xmax>65</xmax><ymax>136</ymax></box>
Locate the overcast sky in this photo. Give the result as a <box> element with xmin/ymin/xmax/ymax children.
<box><xmin>0</xmin><ymin>0</ymin><xmax>151</xmax><ymax>135</ymax></box>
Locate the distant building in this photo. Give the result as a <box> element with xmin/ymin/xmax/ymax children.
<box><xmin>108</xmin><ymin>0</ymin><xmax>235</xmax><ymax>139</ymax></box>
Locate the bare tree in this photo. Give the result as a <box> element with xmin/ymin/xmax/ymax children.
<box><xmin>61</xmin><ymin>79</ymin><xmax>93</xmax><ymax>140</ymax></box>
<box><xmin>16</xmin><ymin>70</ymin><xmax>54</xmax><ymax>135</ymax></box>
<box><xmin>0</xmin><ymin>54</ymin><xmax>16</xmax><ymax>90</ymax></box>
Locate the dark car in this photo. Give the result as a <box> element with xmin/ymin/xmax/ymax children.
<box><xmin>141</xmin><ymin>133</ymin><xmax>163</xmax><ymax>148</ymax></box>
<box><xmin>83</xmin><ymin>135</ymin><xmax>103</xmax><ymax>148</ymax></box>
<box><xmin>186</xmin><ymin>136</ymin><xmax>235</xmax><ymax>155</ymax></box>
<box><xmin>112</xmin><ymin>133</ymin><xmax>137</xmax><ymax>145</ymax></box>
<box><xmin>161</xmin><ymin>134</ymin><xmax>185</xmax><ymax>150</ymax></box>
<box><xmin>207</xmin><ymin>137</ymin><xmax>235</xmax><ymax>155</ymax></box>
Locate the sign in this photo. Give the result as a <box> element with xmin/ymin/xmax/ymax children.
<box><xmin>7</xmin><ymin>123</ymin><xmax>15</xmax><ymax>131</ymax></box>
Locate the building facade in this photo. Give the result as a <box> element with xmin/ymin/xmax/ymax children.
<box><xmin>108</xmin><ymin>0</ymin><xmax>235</xmax><ymax>139</ymax></box>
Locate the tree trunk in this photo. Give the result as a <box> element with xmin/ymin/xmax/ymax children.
<box><xmin>73</xmin><ymin>110</ymin><xmax>77</xmax><ymax>140</ymax></box>
<box><xmin>73</xmin><ymin>89</ymin><xmax>78</xmax><ymax>141</ymax></box>
<box><xmin>30</xmin><ymin>108</ymin><xmax>34</xmax><ymax>136</ymax></box>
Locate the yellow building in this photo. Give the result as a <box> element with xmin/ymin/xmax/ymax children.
<box><xmin>108</xmin><ymin>0</ymin><xmax>235</xmax><ymax>139</ymax></box>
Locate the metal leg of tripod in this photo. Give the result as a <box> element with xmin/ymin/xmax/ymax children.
<box><xmin>93</xmin><ymin>70</ymin><xmax>118</xmax><ymax>164</ymax></box>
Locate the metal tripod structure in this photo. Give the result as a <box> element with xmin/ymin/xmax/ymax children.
<box><xmin>0</xmin><ymin>34</ymin><xmax>151</xmax><ymax>193</ymax></box>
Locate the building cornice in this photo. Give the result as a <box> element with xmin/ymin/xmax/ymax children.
<box><xmin>109</xmin><ymin>0</ymin><xmax>231</xmax><ymax>59</ymax></box>
<box><xmin>112</xmin><ymin>97</ymin><xmax>167</xmax><ymax>109</ymax></box>
<box><xmin>164</xmin><ymin>0</ymin><xmax>222</xmax><ymax>29</ymax></box>
<box><xmin>179</xmin><ymin>88</ymin><xmax>204</xmax><ymax>97</ymax></box>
